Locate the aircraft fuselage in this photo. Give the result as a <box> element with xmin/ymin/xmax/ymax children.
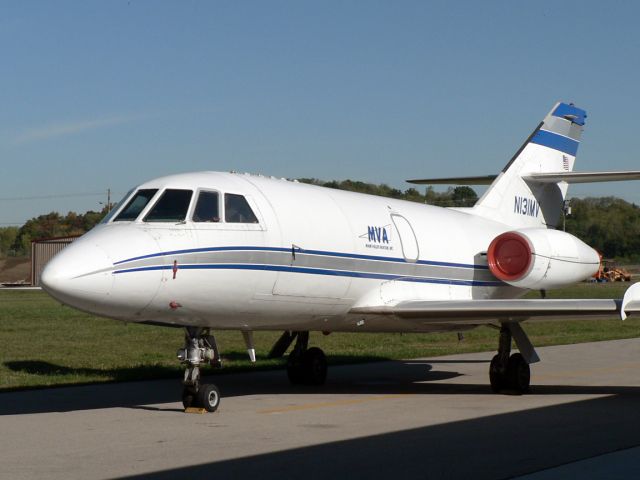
<box><xmin>42</xmin><ymin>171</ymin><xmax>517</xmax><ymax>333</ymax></box>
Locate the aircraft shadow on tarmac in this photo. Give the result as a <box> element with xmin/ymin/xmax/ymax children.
<box><xmin>112</xmin><ymin>394</ymin><xmax>640</xmax><ymax>480</ymax></box>
<box><xmin>1</xmin><ymin>358</ymin><xmax>640</xmax><ymax>417</ymax></box>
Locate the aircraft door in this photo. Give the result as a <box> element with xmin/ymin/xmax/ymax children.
<box><xmin>391</xmin><ymin>214</ymin><xmax>419</xmax><ymax>262</ymax></box>
<box><xmin>271</xmin><ymin>193</ymin><xmax>353</xmax><ymax>299</ymax></box>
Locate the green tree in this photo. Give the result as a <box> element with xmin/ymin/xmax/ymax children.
<box><xmin>565</xmin><ymin>197</ymin><xmax>640</xmax><ymax>261</ymax></box>
<box><xmin>11</xmin><ymin>207</ymin><xmax>108</xmax><ymax>257</ymax></box>
<box><xmin>297</xmin><ymin>178</ymin><xmax>477</xmax><ymax>207</ymax></box>
<box><xmin>0</xmin><ymin>227</ymin><xmax>19</xmax><ymax>257</ymax></box>
<box><xmin>451</xmin><ymin>186</ymin><xmax>478</xmax><ymax>207</ymax></box>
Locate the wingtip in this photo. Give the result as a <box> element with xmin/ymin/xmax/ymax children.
<box><xmin>620</xmin><ymin>282</ymin><xmax>640</xmax><ymax>320</ymax></box>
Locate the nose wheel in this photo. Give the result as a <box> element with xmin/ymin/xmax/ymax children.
<box><xmin>181</xmin><ymin>380</ymin><xmax>221</xmax><ymax>412</ymax></box>
<box><xmin>182</xmin><ymin>383</ymin><xmax>220</xmax><ymax>412</ymax></box>
<box><xmin>177</xmin><ymin>327</ymin><xmax>222</xmax><ymax>412</ymax></box>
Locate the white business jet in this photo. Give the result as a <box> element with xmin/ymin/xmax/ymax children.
<box><xmin>41</xmin><ymin>102</ymin><xmax>640</xmax><ymax>412</ymax></box>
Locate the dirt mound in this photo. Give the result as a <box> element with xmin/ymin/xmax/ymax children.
<box><xmin>0</xmin><ymin>257</ymin><xmax>30</xmax><ymax>284</ymax></box>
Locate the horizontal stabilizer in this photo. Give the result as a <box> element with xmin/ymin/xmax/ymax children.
<box><xmin>522</xmin><ymin>170</ymin><xmax>640</xmax><ymax>184</ymax></box>
<box><xmin>407</xmin><ymin>170</ymin><xmax>640</xmax><ymax>186</ymax></box>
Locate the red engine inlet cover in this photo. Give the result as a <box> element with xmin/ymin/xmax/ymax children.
<box><xmin>487</xmin><ymin>232</ymin><xmax>532</xmax><ymax>282</ymax></box>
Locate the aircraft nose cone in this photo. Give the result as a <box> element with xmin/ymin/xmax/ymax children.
<box><xmin>41</xmin><ymin>239</ymin><xmax>114</xmax><ymax>310</ymax></box>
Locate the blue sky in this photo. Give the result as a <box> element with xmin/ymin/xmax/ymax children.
<box><xmin>1</xmin><ymin>1</ymin><xmax>639</xmax><ymax>225</ymax></box>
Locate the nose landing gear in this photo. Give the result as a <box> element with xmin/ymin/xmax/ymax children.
<box><xmin>177</xmin><ymin>327</ymin><xmax>221</xmax><ymax>412</ymax></box>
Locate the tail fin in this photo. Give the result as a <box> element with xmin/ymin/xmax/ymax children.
<box><xmin>471</xmin><ymin>102</ymin><xmax>586</xmax><ymax>228</ymax></box>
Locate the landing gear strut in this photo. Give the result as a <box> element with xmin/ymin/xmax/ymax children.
<box><xmin>489</xmin><ymin>325</ymin><xmax>531</xmax><ymax>394</ymax></box>
<box><xmin>286</xmin><ymin>331</ymin><xmax>328</xmax><ymax>385</ymax></box>
<box><xmin>177</xmin><ymin>327</ymin><xmax>221</xmax><ymax>412</ymax></box>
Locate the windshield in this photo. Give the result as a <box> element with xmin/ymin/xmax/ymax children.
<box><xmin>100</xmin><ymin>189</ymin><xmax>134</xmax><ymax>224</ymax></box>
<box><xmin>144</xmin><ymin>189</ymin><xmax>193</xmax><ymax>223</ymax></box>
<box><xmin>113</xmin><ymin>189</ymin><xmax>158</xmax><ymax>222</ymax></box>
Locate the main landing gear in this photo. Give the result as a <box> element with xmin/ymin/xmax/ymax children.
<box><xmin>489</xmin><ymin>324</ymin><xmax>532</xmax><ymax>394</ymax></box>
<box><xmin>287</xmin><ymin>332</ymin><xmax>328</xmax><ymax>385</ymax></box>
<box><xmin>177</xmin><ymin>327</ymin><xmax>222</xmax><ymax>412</ymax></box>
<box><xmin>269</xmin><ymin>331</ymin><xmax>328</xmax><ymax>385</ymax></box>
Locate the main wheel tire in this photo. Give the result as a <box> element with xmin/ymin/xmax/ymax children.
<box><xmin>301</xmin><ymin>347</ymin><xmax>327</xmax><ymax>385</ymax></box>
<box><xmin>197</xmin><ymin>383</ymin><xmax>221</xmax><ymax>412</ymax></box>
<box><xmin>182</xmin><ymin>388</ymin><xmax>195</xmax><ymax>409</ymax></box>
<box><xmin>506</xmin><ymin>353</ymin><xmax>530</xmax><ymax>394</ymax></box>
<box><xmin>489</xmin><ymin>354</ymin><xmax>506</xmax><ymax>393</ymax></box>
<box><xmin>287</xmin><ymin>353</ymin><xmax>305</xmax><ymax>385</ymax></box>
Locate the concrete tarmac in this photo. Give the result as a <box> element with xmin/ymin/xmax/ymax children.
<box><xmin>1</xmin><ymin>338</ymin><xmax>639</xmax><ymax>480</ymax></box>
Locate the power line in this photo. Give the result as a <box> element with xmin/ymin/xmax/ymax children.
<box><xmin>0</xmin><ymin>192</ymin><xmax>107</xmax><ymax>201</ymax></box>
<box><xmin>0</xmin><ymin>189</ymin><xmax>119</xmax><ymax>226</ymax></box>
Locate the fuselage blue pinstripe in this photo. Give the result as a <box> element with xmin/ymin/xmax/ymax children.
<box><xmin>112</xmin><ymin>245</ymin><xmax>502</xmax><ymax>287</ymax></box>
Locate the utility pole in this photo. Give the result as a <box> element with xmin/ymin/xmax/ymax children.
<box><xmin>562</xmin><ymin>199</ymin><xmax>571</xmax><ymax>231</ymax></box>
<box><xmin>107</xmin><ymin>188</ymin><xmax>112</xmax><ymax>212</ymax></box>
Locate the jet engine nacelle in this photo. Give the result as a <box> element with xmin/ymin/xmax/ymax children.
<box><xmin>487</xmin><ymin>228</ymin><xmax>600</xmax><ymax>290</ymax></box>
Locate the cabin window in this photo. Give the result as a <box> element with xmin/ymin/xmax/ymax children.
<box><xmin>144</xmin><ymin>189</ymin><xmax>193</xmax><ymax>223</ymax></box>
<box><xmin>192</xmin><ymin>191</ymin><xmax>220</xmax><ymax>222</ymax></box>
<box><xmin>113</xmin><ymin>189</ymin><xmax>158</xmax><ymax>222</ymax></box>
<box><xmin>225</xmin><ymin>193</ymin><xmax>258</xmax><ymax>223</ymax></box>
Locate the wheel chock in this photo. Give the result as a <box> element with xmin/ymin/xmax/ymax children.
<box><xmin>184</xmin><ymin>407</ymin><xmax>208</xmax><ymax>414</ymax></box>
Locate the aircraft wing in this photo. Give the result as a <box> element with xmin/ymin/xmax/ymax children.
<box><xmin>350</xmin><ymin>284</ymin><xmax>640</xmax><ymax>323</ymax></box>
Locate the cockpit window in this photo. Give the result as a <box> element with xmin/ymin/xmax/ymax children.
<box><xmin>144</xmin><ymin>189</ymin><xmax>193</xmax><ymax>223</ymax></box>
<box><xmin>225</xmin><ymin>193</ymin><xmax>258</xmax><ymax>223</ymax></box>
<box><xmin>101</xmin><ymin>188</ymin><xmax>134</xmax><ymax>224</ymax></box>
<box><xmin>192</xmin><ymin>191</ymin><xmax>220</xmax><ymax>222</ymax></box>
<box><xmin>113</xmin><ymin>189</ymin><xmax>158</xmax><ymax>222</ymax></box>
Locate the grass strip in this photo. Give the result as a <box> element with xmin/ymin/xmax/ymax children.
<box><xmin>1</xmin><ymin>283</ymin><xmax>638</xmax><ymax>390</ymax></box>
